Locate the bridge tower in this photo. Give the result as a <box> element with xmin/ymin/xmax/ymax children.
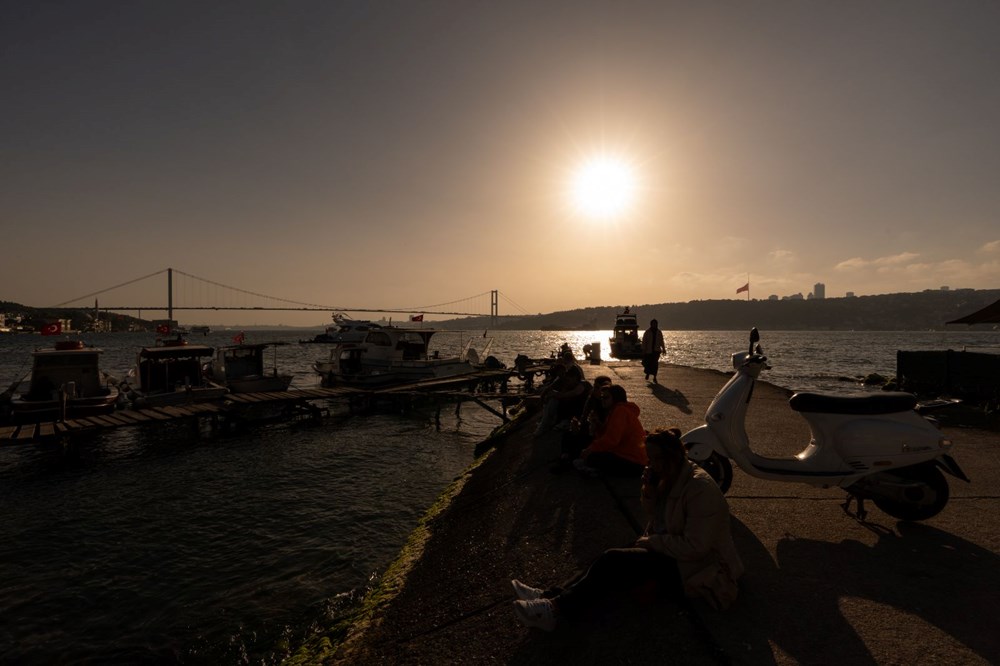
<box><xmin>167</xmin><ymin>267</ymin><xmax>174</xmax><ymax>323</ymax></box>
<box><xmin>491</xmin><ymin>289</ymin><xmax>498</xmax><ymax>328</ymax></box>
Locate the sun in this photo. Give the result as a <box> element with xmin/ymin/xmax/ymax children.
<box><xmin>568</xmin><ymin>154</ymin><xmax>638</xmax><ymax>220</ymax></box>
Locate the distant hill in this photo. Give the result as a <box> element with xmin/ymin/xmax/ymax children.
<box><xmin>437</xmin><ymin>289</ymin><xmax>1000</xmax><ymax>332</ymax></box>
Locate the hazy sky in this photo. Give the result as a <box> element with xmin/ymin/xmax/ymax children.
<box><xmin>3</xmin><ymin>1</ymin><xmax>999</xmax><ymax>325</ymax></box>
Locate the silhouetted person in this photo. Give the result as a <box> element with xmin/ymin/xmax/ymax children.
<box><xmin>641</xmin><ymin>319</ymin><xmax>665</xmax><ymax>383</ymax></box>
<box><xmin>512</xmin><ymin>428</ymin><xmax>744</xmax><ymax>631</ymax></box>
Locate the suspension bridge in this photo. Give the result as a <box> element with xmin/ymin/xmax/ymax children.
<box><xmin>49</xmin><ymin>268</ymin><xmax>532</xmax><ymax>326</ymax></box>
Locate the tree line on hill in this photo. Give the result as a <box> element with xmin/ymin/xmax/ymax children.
<box><xmin>4</xmin><ymin>288</ymin><xmax>999</xmax><ymax>332</ymax></box>
<box><xmin>438</xmin><ymin>289</ymin><xmax>1000</xmax><ymax>332</ymax></box>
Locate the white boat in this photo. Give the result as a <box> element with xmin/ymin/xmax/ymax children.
<box><xmin>609</xmin><ymin>309</ymin><xmax>644</xmax><ymax>360</ymax></box>
<box><xmin>300</xmin><ymin>313</ymin><xmax>384</xmax><ymax>344</ymax></box>
<box><xmin>7</xmin><ymin>340</ymin><xmax>120</xmax><ymax>423</ymax></box>
<box><xmin>206</xmin><ymin>342</ymin><xmax>293</xmax><ymax>393</ymax></box>
<box><xmin>126</xmin><ymin>338</ymin><xmax>229</xmax><ymax>408</ymax></box>
<box><xmin>314</xmin><ymin>327</ymin><xmax>485</xmax><ymax>387</ymax></box>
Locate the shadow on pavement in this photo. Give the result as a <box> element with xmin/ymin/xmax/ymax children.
<box><xmin>650</xmin><ymin>383</ymin><xmax>692</xmax><ymax>414</ymax></box>
<box><xmin>714</xmin><ymin>518</ymin><xmax>1000</xmax><ymax>664</ymax></box>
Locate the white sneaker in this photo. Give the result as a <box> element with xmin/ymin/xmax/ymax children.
<box><xmin>513</xmin><ymin>598</ymin><xmax>557</xmax><ymax>631</ymax></box>
<box><xmin>510</xmin><ymin>579</ymin><xmax>545</xmax><ymax>601</ymax></box>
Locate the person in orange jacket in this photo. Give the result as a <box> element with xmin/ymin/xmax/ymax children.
<box><xmin>575</xmin><ymin>384</ymin><xmax>648</xmax><ymax>477</ymax></box>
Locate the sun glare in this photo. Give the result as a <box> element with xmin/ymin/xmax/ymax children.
<box><xmin>569</xmin><ymin>154</ymin><xmax>638</xmax><ymax>220</ymax></box>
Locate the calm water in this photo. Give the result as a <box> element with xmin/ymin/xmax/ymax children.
<box><xmin>1</xmin><ymin>327</ymin><xmax>998</xmax><ymax>663</ymax></box>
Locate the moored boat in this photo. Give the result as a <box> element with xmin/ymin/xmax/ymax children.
<box><xmin>7</xmin><ymin>340</ymin><xmax>120</xmax><ymax>423</ymax></box>
<box><xmin>125</xmin><ymin>338</ymin><xmax>228</xmax><ymax>408</ymax></box>
<box><xmin>206</xmin><ymin>342</ymin><xmax>293</xmax><ymax>393</ymax></box>
<box><xmin>300</xmin><ymin>313</ymin><xmax>383</xmax><ymax>344</ymax></box>
<box><xmin>314</xmin><ymin>326</ymin><xmax>482</xmax><ymax>387</ymax></box>
<box><xmin>609</xmin><ymin>309</ymin><xmax>643</xmax><ymax>360</ymax></box>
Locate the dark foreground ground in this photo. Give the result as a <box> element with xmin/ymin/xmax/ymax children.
<box><xmin>294</xmin><ymin>361</ymin><xmax>1000</xmax><ymax>665</ymax></box>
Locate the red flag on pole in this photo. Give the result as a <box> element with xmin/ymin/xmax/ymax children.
<box><xmin>41</xmin><ymin>321</ymin><xmax>62</xmax><ymax>336</ymax></box>
<box><xmin>736</xmin><ymin>283</ymin><xmax>749</xmax><ymax>294</ymax></box>
<box><xmin>233</xmin><ymin>331</ymin><xmax>246</xmax><ymax>344</ymax></box>
<box><xmin>409</xmin><ymin>314</ymin><xmax>424</xmax><ymax>322</ymax></box>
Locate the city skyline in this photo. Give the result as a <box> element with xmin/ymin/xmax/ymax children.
<box><xmin>3</xmin><ymin>2</ymin><xmax>999</xmax><ymax>326</ymax></box>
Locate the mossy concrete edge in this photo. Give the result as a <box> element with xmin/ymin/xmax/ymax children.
<box><xmin>283</xmin><ymin>408</ymin><xmax>532</xmax><ymax>664</ymax></box>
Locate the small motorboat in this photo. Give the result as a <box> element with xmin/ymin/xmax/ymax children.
<box><xmin>206</xmin><ymin>342</ymin><xmax>293</xmax><ymax>393</ymax></box>
<box><xmin>8</xmin><ymin>340</ymin><xmax>120</xmax><ymax>423</ymax></box>
<box><xmin>125</xmin><ymin>337</ymin><xmax>228</xmax><ymax>408</ymax></box>
<box><xmin>314</xmin><ymin>326</ymin><xmax>485</xmax><ymax>387</ymax></box>
<box><xmin>609</xmin><ymin>309</ymin><xmax>644</xmax><ymax>360</ymax></box>
<box><xmin>300</xmin><ymin>313</ymin><xmax>383</xmax><ymax>344</ymax></box>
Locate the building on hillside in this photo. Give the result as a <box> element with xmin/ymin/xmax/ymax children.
<box><xmin>813</xmin><ymin>283</ymin><xmax>825</xmax><ymax>299</ymax></box>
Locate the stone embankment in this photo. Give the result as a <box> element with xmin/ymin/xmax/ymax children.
<box><xmin>292</xmin><ymin>361</ymin><xmax>1000</xmax><ymax>665</ymax></box>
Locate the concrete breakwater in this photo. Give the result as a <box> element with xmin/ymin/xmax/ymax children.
<box><xmin>290</xmin><ymin>361</ymin><xmax>1000</xmax><ymax>665</ymax></box>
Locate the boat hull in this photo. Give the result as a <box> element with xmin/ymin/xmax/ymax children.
<box><xmin>8</xmin><ymin>387</ymin><xmax>120</xmax><ymax>423</ymax></box>
<box><xmin>130</xmin><ymin>384</ymin><xmax>229</xmax><ymax>408</ymax></box>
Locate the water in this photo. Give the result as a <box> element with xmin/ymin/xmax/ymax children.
<box><xmin>1</xmin><ymin>327</ymin><xmax>998</xmax><ymax>662</ymax></box>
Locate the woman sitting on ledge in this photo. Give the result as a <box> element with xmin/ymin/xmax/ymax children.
<box><xmin>573</xmin><ymin>384</ymin><xmax>647</xmax><ymax>478</ymax></box>
<box><xmin>512</xmin><ymin>428</ymin><xmax>744</xmax><ymax>631</ymax></box>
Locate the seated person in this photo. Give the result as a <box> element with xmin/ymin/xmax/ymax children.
<box><xmin>534</xmin><ymin>352</ymin><xmax>587</xmax><ymax>436</ymax></box>
<box><xmin>551</xmin><ymin>375</ymin><xmax>613</xmax><ymax>472</ymax></box>
<box><xmin>574</xmin><ymin>384</ymin><xmax>647</xmax><ymax>478</ymax></box>
<box><xmin>512</xmin><ymin>427</ymin><xmax>744</xmax><ymax>631</ymax></box>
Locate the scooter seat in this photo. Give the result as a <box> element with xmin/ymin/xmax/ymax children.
<box><xmin>788</xmin><ymin>391</ymin><xmax>917</xmax><ymax>415</ymax></box>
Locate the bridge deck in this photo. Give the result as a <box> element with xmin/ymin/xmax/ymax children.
<box><xmin>0</xmin><ymin>366</ymin><xmax>549</xmax><ymax>444</ymax></box>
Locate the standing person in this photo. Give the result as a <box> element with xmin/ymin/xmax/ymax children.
<box><xmin>511</xmin><ymin>428</ymin><xmax>744</xmax><ymax>631</ymax></box>
<box><xmin>641</xmin><ymin>319</ymin><xmax>666</xmax><ymax>383</ymax></box>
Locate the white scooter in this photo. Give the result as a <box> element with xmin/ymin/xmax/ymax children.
<box><xmin>682</xmin><ymin>328</ymin><xmax>969</xmax><ymax>521</ymax></box>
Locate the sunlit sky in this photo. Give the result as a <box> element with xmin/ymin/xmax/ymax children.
<box><xmin>3</xmin><ymin>1</ymin><xmax>999</xmax><ymax>326</ymax></box>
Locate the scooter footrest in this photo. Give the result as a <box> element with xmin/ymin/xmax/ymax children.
<box><xmin>789</xmin><ymin>391</ymin><xmax>917</xmax><ymax>415</ymax></box>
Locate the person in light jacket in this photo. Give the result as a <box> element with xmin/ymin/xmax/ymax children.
<box><xmin>575</xmin><ymin>384</ymin><xmax>647</xmax><ymax>478</ymax></box>
<box><xmin>512</xmin><ymin>428</ymin><xmax>744</xmax><ymax>631</ymax></box>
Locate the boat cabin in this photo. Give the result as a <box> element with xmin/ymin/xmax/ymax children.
<box><xmin>24</xmin><ymin>341</ymin><xmax>105</xmax><ymax>400</ymax></box>
<box><xmin>137</xmin><ymin>342</ymin><xmax>217</xmax><ymax>393</ymax></box>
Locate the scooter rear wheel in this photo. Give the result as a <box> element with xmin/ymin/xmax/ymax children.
<box><xmin>689</xmin><ymin>450</ymin><xmax>733</xmax><ymax>494</ymax></box>
<box><xmin>872</xmin><ymin>463</ymin><xmax>949</xmax><ymax>521</ymax></box>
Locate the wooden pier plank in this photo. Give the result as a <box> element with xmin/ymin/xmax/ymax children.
<box><xmin>1</xmin><ymin>367</ymin><xmax>528</xmax><ymax>444</ymax></box>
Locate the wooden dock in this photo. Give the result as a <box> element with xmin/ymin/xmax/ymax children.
<box><xmin>0</xmin><ymin>367</ymin><xmax>544</xmax><ymax>445</ymax></box>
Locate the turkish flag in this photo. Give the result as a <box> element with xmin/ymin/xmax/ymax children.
<box><xmin>156</xmin><ymin>323</ymin><xmax>171</xmax><ymax>335</ymax></box>
<box><xmin>736</xmin><ymin>283</ymin><xmax>749</xmax><ymax>294</ymax></box>
<box><xmin>409</xmin><ymin>314</ymin><xmax>424</xmax><ymax>322</ymax></box>
<box><xmin>233</xmin><ymin>331</ymin><xmax>246</xmax><ymax>344</ymax></box>
<box><xmin>41</xmin><ymin>321</ymin><xmax>62</xmax><ymax>336</ymax></box>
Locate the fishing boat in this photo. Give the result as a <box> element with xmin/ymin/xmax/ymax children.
<box><xmin>7</xmin><ymin>340</ymin><xmax>120</xmax><ymax>423</ymax></box>
<box><xmin>125</xmin><ymin>338</ymin><xmax>228</xmax><ymax>408</ymax></box>
<box><xmin>314</xmin><ymin>326</ymin><xmax>484</xmax><ymax>387</ymax></box>
<box><xmin>609</xmin><ymin>309</ymin><xmax>643</xmax><ymax>360</ymax></box>
<box><xmin>205</xmin><ymin>342</ymin><xmax>293</xmax><ymax>393</ymax></box>
<box><xmin>300</xmin><ymin>313</ymin><xmax>383</xmax><ymax>344</ymax></box>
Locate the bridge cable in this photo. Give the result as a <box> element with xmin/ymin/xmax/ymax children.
<box><xmin>51</xmin><ymin>269</ymin><xmax>169</xmax><ymax>307</ymax></box>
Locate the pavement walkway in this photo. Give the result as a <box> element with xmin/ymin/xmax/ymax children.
<box><xmin>316</xmin><ymin>360</ymin><xmax>1000</xmax><ymax>665</ymax></box>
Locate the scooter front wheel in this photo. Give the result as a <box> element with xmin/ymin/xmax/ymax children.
<box><xmin>689</xmin><ymin>449</ymin><xmax>733</xmax><ymax>494</ymax></box>
<box><xmin>872</xmin><ymin>462</ymin><xmax>950</xmax><ymax>521</ymax></box>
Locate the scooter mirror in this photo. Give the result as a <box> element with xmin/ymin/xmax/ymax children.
<box><xmin>749</xmin><ymin>327</ymin><xmax>760</xmax><ymax>355</ymax></box>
